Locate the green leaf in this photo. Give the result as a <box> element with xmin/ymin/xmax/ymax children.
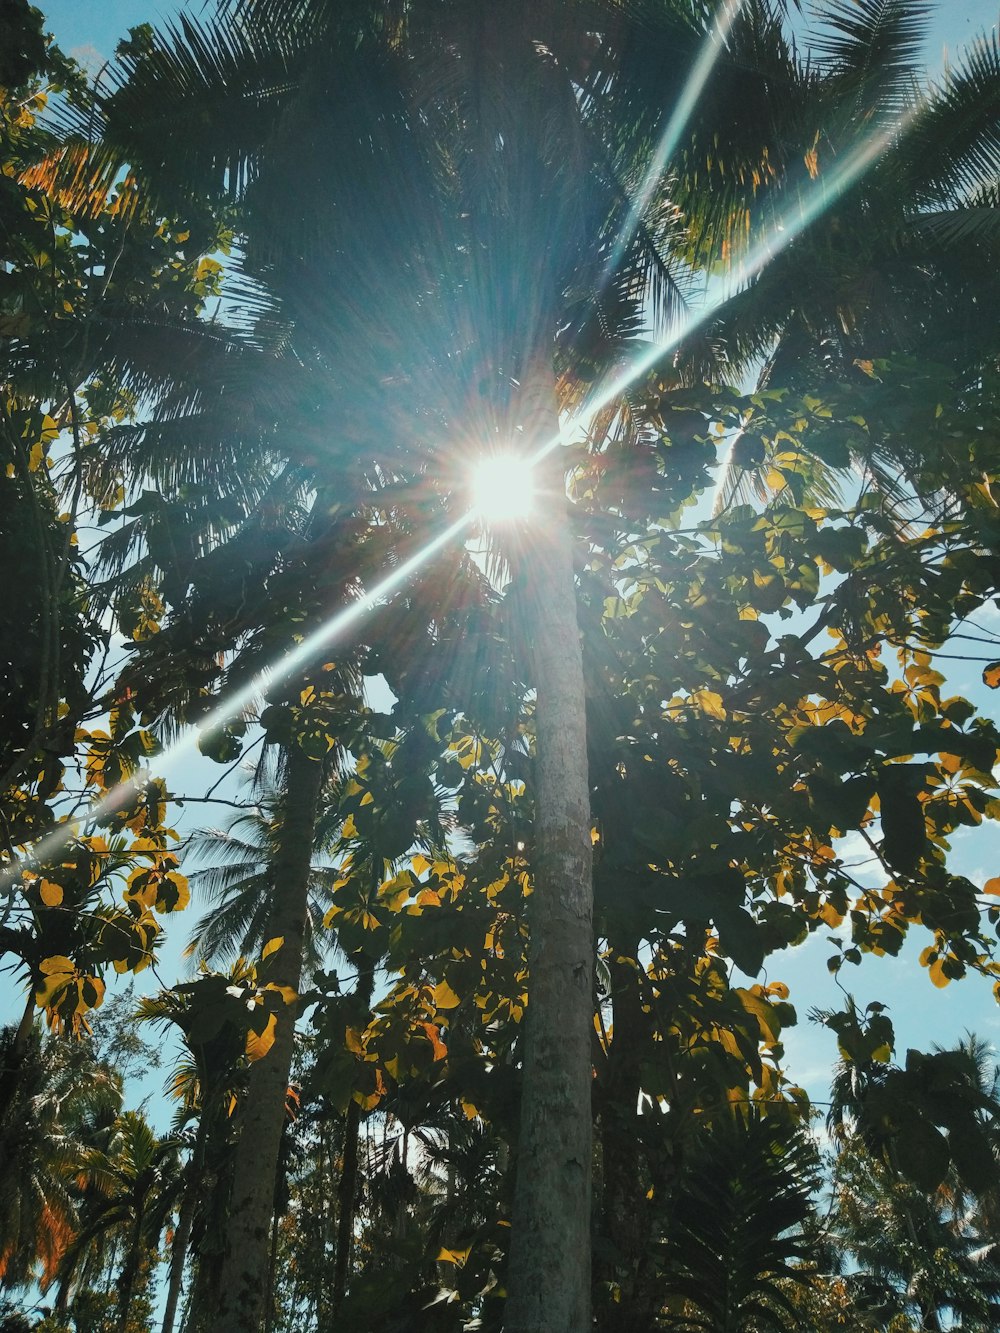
<box><xmin>893</xmin><ymin>1117</ymin><xmax>950</xmax><ymax>1192</ymax></box>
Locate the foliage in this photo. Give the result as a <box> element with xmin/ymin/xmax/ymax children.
<box><xmin>3</xmin><ymin>0</ymin><xmax>1000</xmax><ymax>1329</ymax></box>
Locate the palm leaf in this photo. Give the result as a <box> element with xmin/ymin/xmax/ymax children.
<box><xmin>903</xmin><ymin>31</ymin><xmax>1000</xmax><ymax>205</ymax></box>
<box><xmin>809</xmin><ymin>0</ymin><xmax>932</xmax><ymax>118</ymax></box>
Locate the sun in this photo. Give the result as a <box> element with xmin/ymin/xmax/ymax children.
<box><xmin>471</xmin><ymin>454</ymin><xmax>536</xmax><ymax>522</ymax></box>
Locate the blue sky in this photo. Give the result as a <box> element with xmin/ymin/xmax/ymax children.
<box><xmin>42</xmin><ymin>0</ymin><xmax>1000</xmax><ymax>73</ymax></box>
<box><xmin>8</xmin><ymin>0</ymin><xmax>1000</xmax><ymax>1112</ymax></box>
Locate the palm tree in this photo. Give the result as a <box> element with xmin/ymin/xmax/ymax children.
<box><xmin>55</xmin><ymin>1111</ymin><xmax>183</xmax><ymax>1333</ymax></box>
<box><xmin>831</xmin><ymin>1127</ymin><xmax>1000</xmax><ymax>1331</ymax></box>
<box><xmin>0</xmin><ymin>1024</ymin><xmax>121</xmax><ymax>1296</ymax></box>
<box><xmin>689</xmin><ymin>1</ymin><xmax>1000</xmax><ymax>508</ymax></box>
<box><xmin>820</xmin><ymin>1019</ymin><xmax>1000</xmax><ymax>1331</ymax></box>
<box><xmin>656</xmin><ymin>1109</ymin><xmax>821</xmax><ymax>1332</ymax></box>
<box><xmin>137</xmin><ymin>972</ymin><xmax>258</xmax><ymax>1333</ymax></box>
<box><xmin>183</xmin><ymin>793</ymin><xmax>344</xmax><ymax>973</ymax></box>
<box><xmin>62</xmin><ymin>7</ymin><xmax>747</xmax><ymax>1325</ymax></box>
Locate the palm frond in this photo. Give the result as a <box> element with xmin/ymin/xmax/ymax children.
<box><xmin>909</xmin><ymin>198</ymin><xmax>1000</xmax><ymax>250</ymax></box>
<box><xmin>48</xmin><ymin>10</ymin><xmax>319</xmax><ymax>216</ymax></box>
<box><xmin>810</xmin><ymin>0</ymin><xmax>931</xmax><ymax>118</ymax></box>
<box><xmin>904</xmin><ymin>31</ymin><xmax>1000</xmax><ymax>205</ymax></box>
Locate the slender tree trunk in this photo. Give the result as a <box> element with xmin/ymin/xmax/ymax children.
<box><xmin>0</xmin><ymin>993</ymin><xmax>35</xmax><ymax>1138</ymax></box>
<box><xmin>332</xmin><ymin>958</ymin><xmax>375</xmax><ymax>1314</ymax></box>
<box><xmin>213</xmin><ymin>743</ymin><xmax>325</xmax><ymax>1333</ymax></box>
<box><xmin>161</xmin><ymin>1115</ymin><xmax>208</xmax><ymax>1333</ymax></box>
<box><xmin>597</xmin><ymin>946</ymin><xmax>654</xmax><ymax>1333</ymax></box>
<box><xmin>263</xmin><ymin>1205</ymin><xmax>280</xmax><ymax>1333</ymax></box>
<box><xmin>505</xmin><ymin>349</ymin><xmax>594</xmax><ymax>1332</ymax></box>
<box><xmin>117</xmin><ymin>1198</ymin><xmax>147</xmax><ymax>1333</ymax></box>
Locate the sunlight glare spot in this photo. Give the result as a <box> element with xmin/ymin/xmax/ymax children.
<box><xmin>472</xmin><ymin>455</ymin><xmax>536</xmax><ymax>522</ymax></box>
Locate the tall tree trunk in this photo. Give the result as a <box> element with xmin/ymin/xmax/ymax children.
<box><xmin>0</xmin><ymin>993</ymin><xmax>35</xmax><ymax>1140</ymax></box>
<box><xmin>505</xmin><ymin>349</ymin><xmax>594</xmax><ymax>1332</ymax></box>
<box><xmin>116</xmin><ymin>1197</ymin><xmax>147</xmax><ymax>1333</ymax></box>
<box><xmin>161</xmin><ymin>1114</ymin><xmax>208</xmax><ymax>1333</ymax></box>
<box><xmin>597</xmin><ymin>945</ymin><xmax>655</xmax><ymax>1332</ymax></box>
<box><xmin>332</xmin><ymin>957</ymin><xmax>375</xmax><ymax>1314</ymax></box>
<box><xmin>213</xmin><ymin>743</ymin><xmax>325</xmax><ymax>1333</ymax></box>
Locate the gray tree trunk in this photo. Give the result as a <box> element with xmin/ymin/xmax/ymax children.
<box><xmin>213</xmin><ymin>743</ymin><xmax>324</xmax><ymax>1333</ymax></box>
<box><xmin>116</xmin><ymin>1195</ymin><xmax>147</xmax><ymax>1333</ymax></box>
<box><xmin>160</xmin><ymin>1111</ymin><xmax>207</xmax><ymax>1333</ymax></box>
<box><xmin>505</xmin><ymin>350</ymin><xmax>594</xmax><ymax>1332</ymax></box>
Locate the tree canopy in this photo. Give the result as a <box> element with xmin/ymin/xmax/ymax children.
<box><xmin>2</xmin><ymin>1</ymin><xmax>1000</xmax><ymax>1330</ymax></box>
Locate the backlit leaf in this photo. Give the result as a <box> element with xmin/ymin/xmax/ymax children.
<box><xmin>246</xmin><ymin>1012</ymin><xmax>277</xmax><ymax>1062</ymax></box>
<box><xmin>432</xmin><ymin>979</ymin><xmax>462</xmax><ymax>1010</ymax></box>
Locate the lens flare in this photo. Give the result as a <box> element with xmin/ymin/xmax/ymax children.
<box><xmin>4</xmin><ymin>95</ymin><xmax>915</xmax><ymax>886</ymax></box>
<box><xmin>472</xmin><ymin>454</ymin><xmax>536</xmax><ymax>522</ymax></box>
<box><xmin>604</xmin><ymin>0</ymin><xmax>746</xmax><ymax>287</ymax></box>
<box><xmin>533</xmin><ymin>112</ymin><xmax>914</xmax><ymax>470</ymax></box>
<box><xmin>0</xmin><ymin>513</ymin><xmax>471</xmax><ymax>890</ymax></box>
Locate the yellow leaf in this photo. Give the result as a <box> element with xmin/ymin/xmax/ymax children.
<box><xmin>262</xmin><ymin>936</ymin><xmax>284</xmax><ymax>960</ymax></box>
<box><xmin>432</xmin><ymin>979</ymin><xmax>462</xmax><ymax>1010</ymax></box>
<box><xmin>929</xmin><ymin>958</ymin><xmax>951</xmax><ymax>989</ymax></box>
<box><xmin>34</xmin><ymin>956</ymin><xmax>76</xmax><ymax>1008</ymax></box>
<box><xmin>344</xmin><ymin>1026</ymin><xmax>364</xmax><ymax>1054</ymax></box>
<box><xmin>39</xmin><ymin>954</ymin><xmax>74</xmax><ymax>975</ymax></box>
<box><xmin>419</xmin><ymin>1021</ymin><xmax>447</xmax><ymax>1061</ymax></box>
<box><xmin>984</xmin><ymin>878</ymin><xmax>1000</xmax><ymax>896</ymax></box>
<box><xmin>39</xmin><ymin>879</ymin><xmax>63</xmax><ymax>907</ymax></box>
<box><xmin>160</xmin><ymin>871</ymin><xmax>189</xmax><ymax>912</ymax></box>
<box><xmin>342</xmin><ymin>814</ymin><xmax>358</xmax><ymax>839</ymax></box>
<box><xmin>817</xmin><ymin>900</ymin><xmax>844</xmax><ymax>927</ymax></box>
<box><xmin>436</xmin><ymin>1246</ymin><xmax>471</xmax><ymax>1266</ymax></box>
<box><xmin>264</xmin><ymin>983</ymin><xmax>298</xmax><ymax>1006</ymax></box>
<box><xmin>75</xmin><ymin>976</ymin><xmax>104</xmax><ymax>1014</ymax></box>
<box><xmin>246</xmin><ymin>1012</ymin><xmax>278</xmax><ymax>1062</ymax></box>
<box><xmin>412</xmin><ymin>853</ymin><xmax>432</xmax><ymax>875</ymax></box>
<box><xmin>691</xmin><ymin>689</ymin><xmax>727</xmax><ymax>721</ymax></box>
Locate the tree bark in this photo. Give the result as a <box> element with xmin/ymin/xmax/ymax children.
<box><xmin>213</xmin><ymin>743</ymin><xmax>325</xmax><ymax>1333</ymax></box>
<box><xmin>597</xmin><ymin>946</ymin><xmax>655</xmax><ymax>1332</ymax></box>
<box><xmin>505</xmin><ymin>350</ymin><xmax>594</xmax><ymax>1332</ymax></box>
<box><xmin>161</xmin><ymin>1113</ymin><xmax>208</xmax><ymax>1333</ymax></box>
<box><xmin>116</xmin><ymin>1196</ymin><xmax>147</xmax><ymax>1333</ymax></box>
<box><xmin>332</xmin><ymin>958</ymin><xmax>375</xmax><ymax>1314</ymax></box>
<box><xmin>0</xmin><ymin>993</ymin><xmax>35</xmax><ymax>1140</ymax></box>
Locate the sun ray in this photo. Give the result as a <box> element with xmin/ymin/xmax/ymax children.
<box><xmin>533</xmin><ymin>110</ymin><xmax>916</xmax><ymax>471</ymax></box>
<box><xmin>0</xmin><ymin>514</ymin><xmax>471</xmax><ymax>890</ymax></box>
<box><xmin>602</xmin><ymin>0</ymin><xmax>747</xmax><ymax>291</ymax></box>
<box><xmin>4</xmin><ymin>98</ymin><xmax>918</xmax><ymax>885</ymax></box>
